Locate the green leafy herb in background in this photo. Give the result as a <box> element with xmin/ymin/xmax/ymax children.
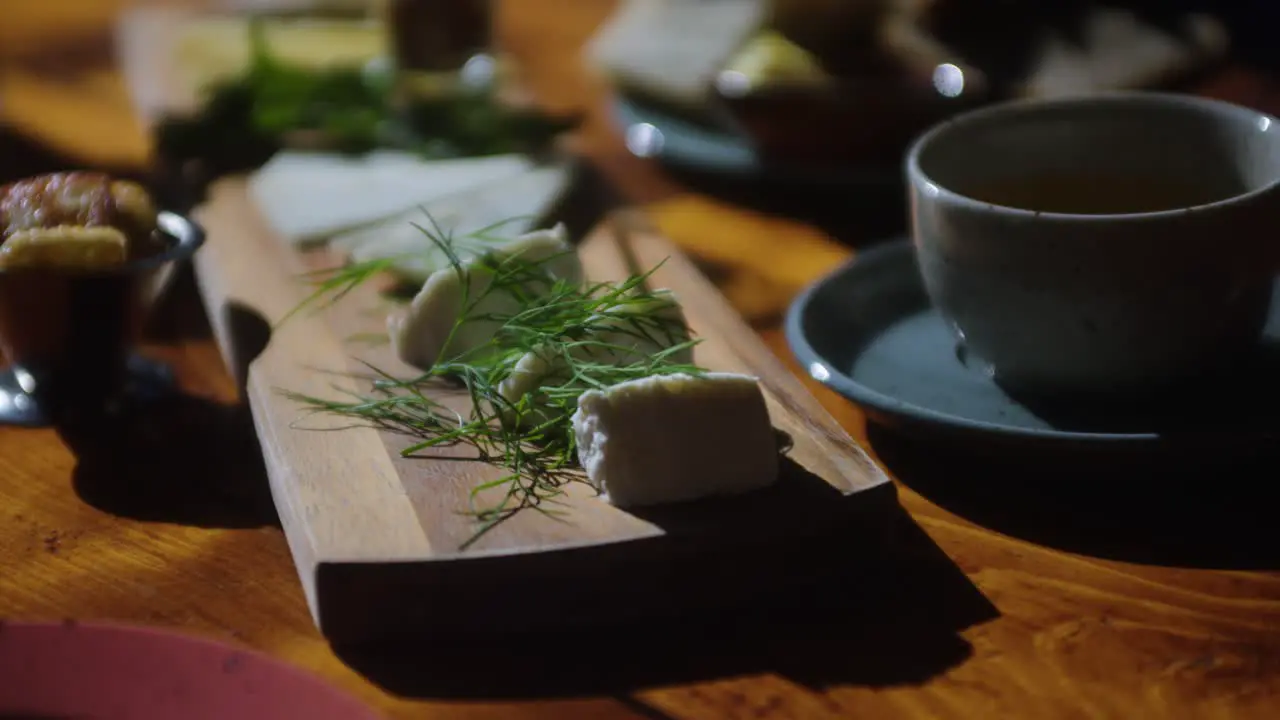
<box><xmin>156</xmin><ymin>18</ymin><xmax>579</xmax><ymax>178</ymax></box>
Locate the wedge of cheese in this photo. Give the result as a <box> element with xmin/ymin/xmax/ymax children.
<box><xmin>388</xmin><ymin>225</ymin><xmax>581</xmax><ymax>369</ymax></box>
<box><xmin>331</xmin><ymin>164</ymin><xmax>571</xmax><ymax>283</ymax></box>
<box><xmin>0</xmin><ymin>226</ymin><xmax>128</xmax><ymax>271</ymax></box>
<box><xmin>248</xmin><ymin>151</ymin><xmax>532</xmax><ymax>245</ymax></box>
<box><xmin>572</xmin><ymin>372</ymin><xmax>778</xmax><ymax>507</ymax></box>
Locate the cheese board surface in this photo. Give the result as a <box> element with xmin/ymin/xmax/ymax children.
<box><xmin>193</xmin><ymin>178</ymin><xmax>892</xmax><ymax>641</ymax></box>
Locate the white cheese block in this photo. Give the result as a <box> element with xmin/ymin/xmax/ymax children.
<box><xmin>572</xmin><ymin>372</ymin><xmax>778</xmax><ymax>507</ymax></box>
<box><xmin>388</xmin><ymin>225</ymin><xmax>581</xmax><ymax>369</ymax></box>
<box><xmin>498</xmin><ymin>288</ymin><xmax>695</xmax><ymax>413</ymax></box>
<box><xmin>331</xmin><ymin>164</ymin><xmax>571</xmax><ymax>283</ymax></box>
<box><xmin>248</xmin><ymin>151</ymin><xmax>531</xmax><ymax>245</ymax></box>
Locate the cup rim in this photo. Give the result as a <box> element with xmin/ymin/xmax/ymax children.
<box><xmin>0</xmin><ymin>210</ymin><xmax>205</xmax><ymax>277</ymax></box>
<box><xmin>905</xmin><ymin>90</ymin><xmax>1280</xmax><ymax>222</ymax></box>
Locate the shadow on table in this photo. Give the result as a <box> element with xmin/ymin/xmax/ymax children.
<box><xmin>43</xmin><ymin>248</ymin><xmax>279</xmax><ymax>529</ymax></box>
<box><xmin>142</xmin><ymin>263</ymin><xmax>227</xmax><ymax>344</ymax></box>
<box><xmin>332</xmin><ymin>500</ymin><xmax>997</xmax><ymax>700</ymax></box>
<box><xmin>653</xmin><ymin>162</ymin><xmax>909</xmax><ymax>248</ymax></box>
<box><xmin>868</xmin><ymin>423</ymin><xmax>1280</xmax><ymax>570</ymax></box>
<box><xmin>55</xmin><ymin>395</ymin><xmax>278</xmax><ymax>530</ymax></box>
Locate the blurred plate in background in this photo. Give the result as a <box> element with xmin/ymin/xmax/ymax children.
<box><xmin>598</xmin><ymin>2</ymin><xmax>1230</xmax><ymax>229</ymax></box>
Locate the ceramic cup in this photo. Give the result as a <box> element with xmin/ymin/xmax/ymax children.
<box><xmin>905</xmin><ymin>92</ymin><xmax>1280</xmax><ymax>396</ymax></box>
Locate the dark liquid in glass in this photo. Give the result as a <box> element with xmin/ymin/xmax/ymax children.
<box><xmin>387</xmin><ymin>0</ymin><xmax>491</xmax><ymax>71</ymax></box>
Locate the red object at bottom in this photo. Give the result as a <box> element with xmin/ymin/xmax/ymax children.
<box><xmin>0</xmin><ymin>621</ymin><xmax>379</xmax><ymax>720</ymax></box>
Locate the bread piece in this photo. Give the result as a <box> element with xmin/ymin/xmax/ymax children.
<box><xmin>0</xmin><ymin>226</ymin><xmax>128</xmax><ymax>271</ymax></box>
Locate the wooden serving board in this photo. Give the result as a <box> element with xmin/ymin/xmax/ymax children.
<box><xmin>118</xmin><ymin>5</ymin><xmax>895</xmax><ymax>641</ymax></box>
<box><xmin>192</xmin><ymin>178</ymin><xmax>892</xmax><ymax>642</ymax></box>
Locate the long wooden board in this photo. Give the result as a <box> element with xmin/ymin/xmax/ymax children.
<box><xmin>117</xmin><ymin>5</ymin><xmax>894</xmax><ymax>641</ymax></box>
<box><xmin>192</xmin><ymin>178</ymin><xmax>892</xmax><ymax>642</ymax></box>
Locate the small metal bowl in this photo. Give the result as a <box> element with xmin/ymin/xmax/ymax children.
<box><xmin>0</xmin><ymin>211</ymin><xmax>205</xmax><ymax>426</ymax></box>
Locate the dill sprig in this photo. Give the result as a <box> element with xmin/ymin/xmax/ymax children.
<box><xmin>282</xmin><ymin>217</ymin><xmax>705</xmax><ymax>548</ymax></box>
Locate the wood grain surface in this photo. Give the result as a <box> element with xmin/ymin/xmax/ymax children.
<box><xmin>3</xmin><ymin>1</ymin><xmax>1280</xmax><ymax>718</ymax></box>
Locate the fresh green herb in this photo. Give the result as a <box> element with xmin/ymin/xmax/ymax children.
<box><xmin>283</xmin><ymin>219</ymin><xmax>703</xmax><ymax>548</ymax></box>
<box><xmin>156</xmin><ymin>17</ymin><xmax>579</xmax><ymax>178</ymax></box>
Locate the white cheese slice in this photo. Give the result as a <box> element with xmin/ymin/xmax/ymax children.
<box><xmin>331</xmin><ymin>164</ymin><xmax>571</xmax><ymax>284</ymax></box>
<box><xmin>247</xmin><ymin>151</ymin><xmax>531</xmax><ymax>245</ymax></box>
<box><xmin>498</xmin><ymin>288</ymin><xmax>695</xmax><ymax>415</ymax></box>
<box><xmin>572</xmin><ymin>372</ymin><xmax>778</xmax><ymax>507</ymax></box>
<box><xmin>586</xmin><ymin>0</ymin><xmax>766</xmax><ymax>113</ymax></box>
<box><xmin>388</xmin><ymin>224</ymin><xmax>581</xmax><ymax>369</ymax></box>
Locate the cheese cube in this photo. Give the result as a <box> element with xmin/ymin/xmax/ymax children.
<box><xmin>572</xmin><ymin>372</ymin><xmax>778</xmax><ymax>507</ymax></box>
<box><xmin>388</xmin><ymin>224</ymin><xmax>581</xmax><ymax>369</ymax></box>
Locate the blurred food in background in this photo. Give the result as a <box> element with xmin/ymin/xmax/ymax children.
<box><xmin>586</xmin><ymin>0</ymin><xmax>1230</xmax><ymax>173</ymax></box>
<box><xmin>123</xmin><ymin>0</ymin><xmax>1237</xmax><ymax>233</ymax></box>
<box><xmin>127</xmin><ymin>1</ymin><xmax>581</xmax><ymax>266</ymax></box>
<box><xmin>124</xmin><ymin>12</ymin><xmax>386</xmax><ymax>118</ymax></box>
<box><xmin>146</xmin><ymin>2</ymin><xmax>576</xmax><ymax>184</ymax></box>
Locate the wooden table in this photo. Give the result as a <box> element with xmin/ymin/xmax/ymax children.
<box><xmin>4</xmin><ymin>2</ymin><xmax>1280</xmax><ymax>718</ymax></box>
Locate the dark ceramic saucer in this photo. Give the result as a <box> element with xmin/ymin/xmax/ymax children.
<box><xmin>785</xmin><ymin>239</ymin><xmax>1280</xmax><ymax>447</ymax></box>
<box><xmin>0</xmin><ymin>211</ymin><xmax>204</xmax><ymax>426</ymax></box>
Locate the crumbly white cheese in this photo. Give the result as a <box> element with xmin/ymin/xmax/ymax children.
<box><xmin>388</xmin><ymin>225</ymin><xmax>581</xmax><ymax>369</ymax></box>
<box><xmin>571</xmin><ymin>372</ymin><xmax>778</xmax><ymax>507</ymax></box>
<box><xmin>498</xmin><ymin>289</ymin><xmax>694</xmax><ymax>414</ymax></box>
